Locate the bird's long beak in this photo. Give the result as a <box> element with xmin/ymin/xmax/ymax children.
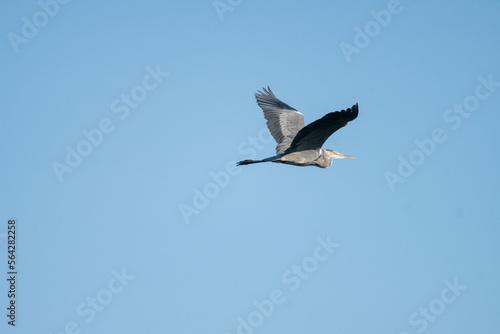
<box><xmin>335</xmin><ymin>153</ymin><xmax>355</xmax><ymax>159</ymax></box>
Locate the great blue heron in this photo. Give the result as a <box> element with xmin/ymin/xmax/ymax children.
<box><xmin>237</xmin><ymin>87</ymin><xmax>358</xmax><ymax>168</ymax></box>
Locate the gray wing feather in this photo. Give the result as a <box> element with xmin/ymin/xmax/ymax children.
<box><xmin>286</xmin><ymin>103</ymin><xmax>359</xmax><ymax>153</ymax></box>
<box><xmin>255</xmin><ymin>86</ymin><xmax>305</xmax><ymax>154</ymax></box>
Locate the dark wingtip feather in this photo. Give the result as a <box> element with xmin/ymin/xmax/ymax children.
<box><xmin>347</xmin><ymin>103</ymin><xmax>359</xmax><ymax>121</ymax></box>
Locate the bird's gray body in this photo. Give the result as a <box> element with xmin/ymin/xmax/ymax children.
<box><xmin>248</xmin><ymin>149</ymin><xmax>334</xmax><ymax>168</ymax></box>
<box><xmin>237</xmin><ymin>87</ymin><xmax>358</xmax><ymax>169</ymax></box>
<box><xmin>279</xmin><ymin>149</ymin><xmax>332</xmax><ymax>167</ymax></box>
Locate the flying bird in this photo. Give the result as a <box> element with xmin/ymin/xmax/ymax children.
<box><xmin>237</xmin><ymin>87</ymin><xmax>358</xmax><ymax>168</ymax></box>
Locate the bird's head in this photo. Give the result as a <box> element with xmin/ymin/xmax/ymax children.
<box><xmin>325</xmin><ymin>149</ymin><xmax>355</xmax><ymax>160</ymax></box>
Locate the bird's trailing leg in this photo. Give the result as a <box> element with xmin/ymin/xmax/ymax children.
<box><xmin>236</xmin><ymin>155</ymin><xmax>281</xmax><ymax>166</ymax></box>
<box><xmin>236</xmin><ymin>159</ymin><xmax>264</xmax><ymax>166</ymax></box>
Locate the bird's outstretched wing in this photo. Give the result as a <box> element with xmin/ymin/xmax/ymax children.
<box><xmin>285</xmin><ymin>103</ymin><xmax>358</xmax><ymax>153</ymax></box>
<box><xmin>255</xmin><ymin>86</ymin><xmax>305</xmax><ymax>154</ymax></box>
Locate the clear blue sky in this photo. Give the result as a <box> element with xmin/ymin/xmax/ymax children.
<box><xmin>1</xmin><ymin>0</ymin><xmax>499</xmax><ymax>333</ymax></box>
